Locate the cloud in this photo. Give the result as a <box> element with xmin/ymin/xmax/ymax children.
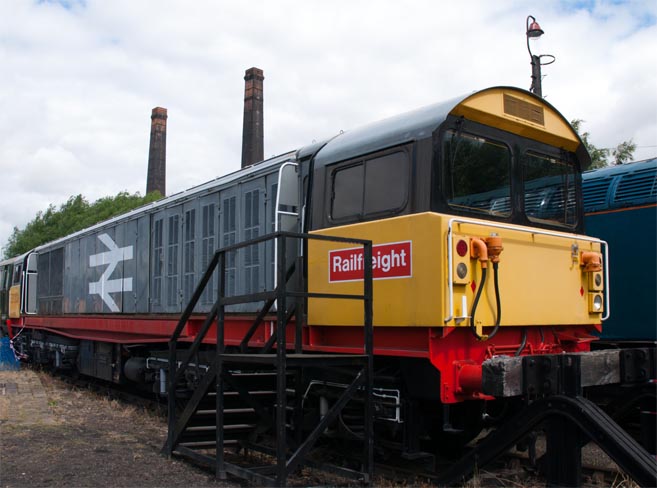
<box><xmin>0</xmin><ymin>0</ymin><xmax>655</xmax><ymax>250</ymax></box>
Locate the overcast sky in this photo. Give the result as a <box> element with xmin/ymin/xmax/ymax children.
<box><xmin>1</xmin><ymin>0</ymin><xmax>655</xmax><ymax>250</ymax></box>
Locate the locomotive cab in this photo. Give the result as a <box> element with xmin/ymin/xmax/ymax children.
<box><xmin>0</xmin><ymin>253</ymin><xmax>35</xmax><ymax>323</ymax></box>
<box><xmin>305</xmin><ymin>87</ymin><xmax>607</xmax><ymax>404</ymax></box>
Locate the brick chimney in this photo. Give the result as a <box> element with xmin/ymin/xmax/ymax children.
<box><xmin>241</xmin><ymin>67</ymin><xmax>264</xmax><ymax>168</ymax></box>
<box><xmin>146</xmin><ymin>107</ymin><xmax>167</xmax><ymax>196</ymax></box>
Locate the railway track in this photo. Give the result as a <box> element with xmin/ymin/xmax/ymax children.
<box><xmin>373</xmin><ymin>449</ymin><xmax>634</xmax><ymax>487</ymax></box>
<box><xmin>49</xmin><ymin>367</ymin><xmax>167</xmax><ymax>415</ymax></box>
<box><xmin>41</xmin><ymin>367</ymin><xmax>642</xmax><ymax>487</ymax></box>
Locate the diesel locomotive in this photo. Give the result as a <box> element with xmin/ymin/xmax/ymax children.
<box><xmin>582</xmin><ymin>157</ymin><xmax>656</xmax><ymax>344</ymax></box>
<box><xmin>1</xmin><ymin>86</ymin><xmax>624</xmax><ymax>450</ymax></box>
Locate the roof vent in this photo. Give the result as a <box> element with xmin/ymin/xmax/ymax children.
<box><xmin>582</xmin><ymin>177</ymin><xmax>612</xmax><ymax>211</ymax></box>
<box><xmin>614</xmin><ymin>167</ymin><xmax>657</xmax><ymax>204</ymax></box>
<box><xmin>503</xmin><ymin>94</ymin><xmax>545</xmax><ymax>126</ymax></box>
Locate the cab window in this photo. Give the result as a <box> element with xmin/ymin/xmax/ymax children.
<box><xmin>330</xmin><ymin>150</ymin><xmax>409</xmax><ymax>221</ymax></box>
<box><xmin>12</xmin><ymin>264</ymin><xmax>22</xmax><ymax>285</ymax></box>
<box><xmin>443</xmin><ymin>131</ymin><xmax>512</xmax><ymax>216</ymax></box>
<box><xmin>332</xmin><ymin>164</ymin><xmax>363</xmax><ymax>219</ymax></box>
<box><xmin>523</xmin><ymin>152</ymin><xmax>577</xmax><ymax>227</ymax></box>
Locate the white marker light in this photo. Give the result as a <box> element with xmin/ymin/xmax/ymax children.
<box><xmin>592</xmin><ymin>294</ymin><xmax>603</xmax><ymax>312</ymax></box>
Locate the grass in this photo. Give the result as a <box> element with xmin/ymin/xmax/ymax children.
<box><xmin>611</xmin><ymin>471</ymin><xmax>640</xmax><ymax>488</ymax></box>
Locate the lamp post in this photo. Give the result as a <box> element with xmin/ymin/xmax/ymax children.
<box><xmin>526</xmin><ymin>15</ymin><xmax>555</xmax><ymax>97</ymax></box>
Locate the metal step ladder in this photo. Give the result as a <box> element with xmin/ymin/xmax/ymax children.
<box><xmin>162</xmin><ymin>231</ymin><xmax>374</xmax><ymax>487</ymax></box>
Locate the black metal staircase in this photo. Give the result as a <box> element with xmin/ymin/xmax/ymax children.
<box><xmin>162</xmin><ymin>231</ymin><xmax>374</xmax><ymax>486</ymax></box>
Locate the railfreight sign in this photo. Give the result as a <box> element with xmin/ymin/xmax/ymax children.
<box><xmin>328</xmin><ymin>241</ymin><xmax>412</xmax><ymax>282</ymax></box>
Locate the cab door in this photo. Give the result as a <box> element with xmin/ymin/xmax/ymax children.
<box><xmin>274</xmin><ymin>161</ymin><xmax>301</xmax><ymax>291</ymax></box>
<box><xmin>23</xmin><ymin>253</ymin><xmax>38</xmax><ymax>314</ymax></box>
<box><xmin>0</xmin><ymin>266</ymin><xmax>8</xmax><ymax>318</ymax></box>
<box><xmin>8</xmin><ymin>262</ymin><xmax>22</xmax><ymax>318</ymax></box>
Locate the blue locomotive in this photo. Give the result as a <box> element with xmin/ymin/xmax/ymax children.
<box><xmin>582</xmin><ymin>157</ymin><xmax>657</xmax><ymax>344</ymax></box>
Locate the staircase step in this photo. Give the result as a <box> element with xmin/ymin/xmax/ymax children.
<box><xmin>179</xmin><ymin>439</ymin><xmax>239</xmax><ymax>449</ymax></box>
<box><xmin>230</xmin><ymin>371</ymin><xmax>294</xmax><ymax>377</ymax></box>
<box><xmin>196</xmin><ymin>407</ymin><xmax>255</xmax><ymax>415</ymax></box>
<box><xmin>208</xmin><ymin>390</ymin><xmax>277</xmax><ymax>397</ymax></box>
<box><xmin>186</xmin><ymin>423</ymin><xmax>256</xmax><ymax>432</ymax></box>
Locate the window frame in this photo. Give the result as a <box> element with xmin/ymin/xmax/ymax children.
<box><xmin>432</xmin><ymin>117</ymin><xmax>582</xmax><ymax>231</ymax></box>
<box><xmin>522</xmin><ymin>150</ymin><xmax>579</xmax><ymax>229</ymax></box>
<box><xmin>327</xmin><ymin>145</ymin><xmax>412</xmax><ymax>224</ymax></box>
<box><xmin>441</xmin><ymin>129</ymin><xmax>514</xmax><ymax>219</ymax></box>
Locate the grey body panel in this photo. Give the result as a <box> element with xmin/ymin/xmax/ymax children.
<box><xmin>31</xmin><ymin>152</ymin><xmax>297</xmax><ymax>316</ymax></box>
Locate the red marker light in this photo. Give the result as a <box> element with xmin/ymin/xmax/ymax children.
<box><xmin>456</xmin><ymin>239</ymin><xmax>468</xmax><ymax>257</ymax></box>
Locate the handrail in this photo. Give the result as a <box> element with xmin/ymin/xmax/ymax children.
<box><xmin>168</xmin><ymin>231</ymin><xmax>370</xmax><ymax>387</ymax></box>
<box><xmin>165</xmin><ymin>230</ymin><xmax>373</xmax><ymax>458</ymax></box>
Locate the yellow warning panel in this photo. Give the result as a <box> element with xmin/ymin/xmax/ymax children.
<box><xmin>308</xmin><ymin>213</ymin><xmax>445</xmax><ymax>327</ymax></box>
<box><xmin>308</xmin><ymin>212</ymin><xmax>604</xmax><ymax>328</ymax></box>
<box><xmin>9</xmin><ymin>285</ymin><xmax>20</xmax><ymax>319</ymax></box>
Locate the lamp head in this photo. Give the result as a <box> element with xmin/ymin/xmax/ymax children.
<box><xmin>527</xmin><ymin>17</ymin><xmax>544</xmax><ymax>38</ymax></box>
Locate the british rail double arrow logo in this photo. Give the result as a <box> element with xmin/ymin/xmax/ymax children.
<box><xmin>88</xmin><ymin>233</ymin><xmax>134</xmax><ymax>312</ymax></box>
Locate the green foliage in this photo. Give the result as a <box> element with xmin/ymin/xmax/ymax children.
<box><xmin>3</xmin><ymin>191</ymin><xmax>162</xmax><ymax>259</ymax></box>
<box><xmin>612</xmin><ymin>139</ymin><xmax>637</xmax><ymax>165</ymax></box>
<box><xmin>571</xmin><ymin>119</ymin><xmax>636</xmax><ymax>169</ymax></box>
<box><xmin>571</xmin><ymin>119</ymin><xmax>609</xmax><ymax>170</ymax></box>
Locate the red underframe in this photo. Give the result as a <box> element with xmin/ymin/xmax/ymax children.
<box><xmin>16</xmin><ymin>315</ymin><xmax>599</xmax><ymax>403</ymax></box>
<box><xmin>19</xmin><ymin>315</ymin><xmax>432</xmax><ymax>357</ymax></box>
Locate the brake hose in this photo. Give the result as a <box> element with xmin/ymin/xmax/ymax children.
<box><xmin>470</xmin><ymin>261</ymin><xmax>502</xmax><ymax>341</ymax></box>
<box><xmin>470</xmin><ymin>267</ymin><xmax>487</xmax><ymax>340</ymax></box>
<box><xmin>515</xmin><ymin>327</ymin><xmax>527</xmax><ymax>356</ymax></box>
<box><xmin>491</xmin><ymin>261</ymin><xmax>502</xmax><ymax>339</ymax></box>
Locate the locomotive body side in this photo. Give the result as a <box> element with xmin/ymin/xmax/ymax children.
<box><xmin>2</xmin><ymin>153</ymin><xmax>295</xmax><ymax>378</ymax></box>
<box><xmin>22</xmin><ymin>153</ymin><xmax>292</xmax><ymax>313</ymax></box>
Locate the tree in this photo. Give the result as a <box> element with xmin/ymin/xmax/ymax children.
<box><xmin>571</xmin><ymin>119</ymin><xmax>608</xmax><ymax>169</ymax></box>
<box><xmin>571</xmin><ymin>119</ymin><xmax>636</xmax><ymax>169</ymax></box>
<box><xmin>3</xmin><ymin>191</ymin><xmax>162</xmax><ymax>259</ymax></box>
<box><xmin>612</xmin><ymin>139</ymin><xmax>637</xmax><ymax>165</ymax></box>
